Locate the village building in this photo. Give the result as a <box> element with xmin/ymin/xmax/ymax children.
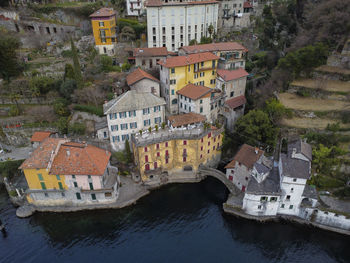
<box><xmin>30</xmin><ymin>131</ymin><xmax>56</xmax><ymax>148</ymax></box>
<box><xmin>167</xmin><ymin>112</ymin><xmax>206</xmax><ymax>128</ymax></box>
<box><xmin>126</xmin><ymin>0</ymin><xmax>145</xmax><ymax>17</ymax></box>
<box><xmin>126</xmin><ymin>68</ymin><xmax>160</xmax><ymax>96</ymax></box>
<box><xmin>178</xmin><ymin>42</ymin><xmax>248</xmax><ymax>70</ymax></box>
<box><xmin>132</xmin><ymin>123</ymin><xmax>224</xmax><ymax>185</ymax></box>
<box><xmin>129</xmin><ymin>47</ymin><xmax>171</xmax><ymax>71</ymax></box>
<box><xmin>217</xmin><ymin>0</ymin><xmax>253</xmax><ymax>33</ymax></box>
<box><xmin>222</xmin><ymin>95</ymin><xmax>246</xmax><ymax>130</ymax></box>
<box><xmin>90</xmin><ymin>8</ymin><xmax>117</xmax><ymax>55</ymax></box>
<box><xmin>19</xmin><ymin>138</ymin><xmax>119</xmax><ymax>207</ymax></box>
<box><xmin>225</xmin><ymin>144</ymin><xmax>272</xmax><ymax>192</ymax></box>
<box><xmin>145</xmin><ymin>0</ymin><xmax>219</xmax><ymax>51</ymax></box>
<box><xmin>158</xmin><ymin>52</ymin><xmax>220</xmax><ymax>114</ymax></box>
<box><xmin>216</xmin><ymin>68</ymin><xmax>248</xmax><ymax>98</ymax></box>
<box><xmin>103</xmin><ymin>90</ymin><xmax>166</xmax><ymax>151</ymax></box>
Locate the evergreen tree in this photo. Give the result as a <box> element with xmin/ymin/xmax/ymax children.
<box><xmin>70</xmin><ymin>38</ymin><xmax>83</xmax><ymax>88</ymax></box>
<box><xmin>125</xmin><ymin>139</ymin><xmax>132</xmax><ymax>163</ymax></box>
<box><xmin>0</xmin><ymin>33</ymin><xmax>22</xmax><ymax>82</ymax></box>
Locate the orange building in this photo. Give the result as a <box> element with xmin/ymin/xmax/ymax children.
<box><xmin>90</xmin><ymin>8</ymin><xmax>117</xmax><ymax>55</ymax></box>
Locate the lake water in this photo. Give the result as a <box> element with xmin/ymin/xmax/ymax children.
<box><xmin>1</xmin><ymin>178</ymin><xmax>350</xmax><ymax>263</ymax></box>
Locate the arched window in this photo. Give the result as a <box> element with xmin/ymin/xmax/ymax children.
<box><xmin>172</xmin><ymin>98</ymin><xmax>178</xmax><ymax>105</ymax></box>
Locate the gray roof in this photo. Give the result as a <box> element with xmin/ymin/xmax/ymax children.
<box><xmin>103</xmin><ymin>90</ymin><xmax>166</xmax><ymax>114</ymax></box>
<box><xmin>246</xmin><ymin>167</ymin><xmax>281</xmax><ymax>195</ymax></box>
<box><xmin>95</xmin><ymin>120</ymin><xmax>108</xmax><ymax>130</ymax></box>
<box><xmin>254</xmin><ymin>162</ymin><xmax>270</xmax><ymax>174</ymax></box>
<box><xmin>288</xmin><ymin>139</ymin><xmax>312</xmax><ymax>161</ymax></box>
<box><xmin>302</xmin><ymin>184</ymin><xmax>318</xmax><ymax>200</ymax></box>
<box><xmin>280</xmin><ymin>153</ymin><xmax>310</xmax><ymax>179</ymax></box>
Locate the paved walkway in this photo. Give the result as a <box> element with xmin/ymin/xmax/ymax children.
<box><xmin>0</xmin><ymin>145</ymin><xmax>32</xmax><ymax>161</ymax></box>
<box><xmin>319</xmin><ymin>195</ymin><xmax>350</xmax><ymax>214</ymax></box>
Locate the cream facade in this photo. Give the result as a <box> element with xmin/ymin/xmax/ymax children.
<box><xmin>178</xmin><ymin>94</ymin><xmax>211</xmax><ymax>122</ymax></box>
<box><xmin>146</xmin><ymin>0</ymin><xmax>219</xmax><ymax>51</ymax></box>
<box><xmin>130</xmin><ymin>78</ymin><xmax>160</xmax><ymax>97</ymax></box>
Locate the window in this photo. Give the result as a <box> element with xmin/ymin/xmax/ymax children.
<box><xmin>291</xmin><ymin>188</ymin><xmax>294</xmax><ymax>193</ymax></box>
<box><xmin>165</xmin><ymin>142</ymin><xmax>168</xmax><ymax>147</ymax></box>
<box><xmin>76</xmin><ymin>193</ymin><xmax>81</xmax><ymax>200</ymax></box>
<box><xmin>142</xmin><ymin>59</ymin><xmax>145</xmax><ymax>65</ymax></box>
<box><xmin>145</xmin><ymin>155</ymin><xmax>148</xmax><ymax>162</ymax></box>
<box><xmin>91</xmin><ymin>194</ymin><xmax>96</xmax><ymax>200</ymax></box>
<box><xmin>270</xmin><ymin>197</ymin><xmax>277</xmax><ymax>202</ymax></box>
<box><xmin>144</xmin><ymin>119</ymin><xmax>151</xmax><ymax>126</ymax></box>
<box><xmin>201</xmin><ymin>146</ymin><xmax>203</xmax><ymax>151</ymax></box>
<box><xmin>111</xmin><ymin>125</ymin><xmax>118</xmax><ymax>131</ymax></box>
<box><xmin>171</xmin><ymin>68</ymin><xmax>175</xmax><ymax>74</ymax></box>
<box><xmin>293</xmin><ymin>178</ymin><xmax>297</xmax><ymax>182</ymax></box>
<box><xmin>200</xmin><ymin>99</ymin><xmax>203</xmax><ymax>104</ymax></box>
<box><xmin>61</xmin><ymin>192</ymin><xmax>65</xmax><ymax>197</ymax></box>
<box><xmin>120</xmin><ymin>123</ymin><xmax>128</xmax><ymax>130</ymax></box>
<box><xmin>129</xmin><ymin>110</ymin><xmax>136</xmax><ymax>117</ymax></box>
<box><xmin>89</xmin><ymin>182</ymin><xmax>94</xmax><ymax>190</ymax></box>
<box><xmin>212</xmin><ymin>70</ymin><xmax>215</xmax><ymax>75</ymax></box>
<box><xmin>201</xmin><ymin>62</ymin><xmax>204</xmax><ymax>67</ymax></box>
<box><xmin>130</xmin><ymin>122</ymin><xmax>137</xmax><ymax>129</ymax></box>
<box><xmin>44</xmin><ymin>193</ymin><xmax>48</xmax><ymax>197</ymax></box>
<box><xmin>172</xmin><ymin>99</ymin><xmax>178</xmax><ymax>105</ymax></box>
<box><xmin>156</xmin><ymin>143</ymin><xmax>160</xmax><ymax>149</ymax></box>
<box><xmin>183</xmin><ymin>140</ymin><xmax>187</xmax><ymax>145</ymax></box>
<box><xmin>154</xmin><ymin>106</ymin><xmax>160</xmax><ymax>112</ymax></box>
<box><xmin>170</xmin><ymin>79</ymin><xmax>176</xmax><ymax>85</ymax></box>
<box><xmin>143</xmin><ymin>108</ymin><xmax>150</xmax><ymax>115</ymax></box>
<box><xmin>73</xmin><ymin>182</ymin><xmax>78</xmax><ymax>188</ymax></box>
<box><xmin>286</xmin><ymin>195</ymin><xmax>291</xmax><ymax>201</ymax></box>
<box><xmin>281</xmin><ymin>204</ymin><xmax>285</xmax><ymax>208</ymax></box>
<box><xmin>38</xmin><ymin>173</ymin><xmax>43</xmax><ymax>181</ymax></box>
<box><xmin>99</xmin><ymin>21</ymin><xmax>104</xmax><ymax>27</ymax></box>
<box><xmin>230</xmin><ymin>91</ymin><xmax>234</xmax><ymax>97</ymax></box>
<box><xmin>72</xmin><ymin>175</ymin><xmax>76</xmax><ymax>179</ymax></box>
<box><xmin>260</xmin><ymin>196</ymin><xmax>267</xmax><ymax>201</ymax></box>
<box><xmin>258</xmin><ymin>205</ymin><xmax>262</xmax><ymax>209</ymax></box>
<box><xmin>171</xmin><ymin>89</ymin><xmax>175</xmax><ymax>95</ymax></box>
<box><xmin>119</xmin><ymin>112</ymin><xmax>127</xmax><ymax>118</ymax></box>
<box><xmin>145</xmin><ymin>164</ymin><xmax>150</xmax><ymax>171</ymax></box>
<box><xmin>212</xmin><ymin>60</ymin><xmax>216</xmax><ymax>68</ymax></box>
<box><xmin>208</xmin><ymin>142</ymin><xmax>210</xmax><ymax>146</ymax></box>
<box><xmin>58</xmin><ymin>182</ymin><xmax>63</xmax><ymax>190</ymax></box>
<box><xmin>200</xmin><ymin>107</ymin><xmax>203</xmax><ymax>113</ymax></box>
<box><xmin>183</xmin><ymin>157</ymin><xmax>186</xmax><ymax>162</ymax></box>
<box><xmin>210</xmin><ymin>79</ymin><xmax>216</xmax><ymax>84</ymax></box>
<box><xmin>157</xmin><ymin>152</ymin><xmax>160</xmax><ymax>157</ymax></box>
<box><xmin>144</xmin><ymin>147</ymin><xmax>148</xmax><ymax>152</ymax></box>
<box><xmin>154</xmin><ymin>117</ymin><xmax>161</xmax><ymax>124</ymax></box>
<box><xmin>154</xmin><ymin>162</ymin><xmax>158</xmax><ymax>169</ymax></box>
<box><xmin>289</xmin><ymin>205</ymin><xmax>294</xmax><ymax>209</ymax></box>
<box><xmin>40</xmin><ymin>182</ymin><xmax>46</xmax><ymax>190</ymax></box>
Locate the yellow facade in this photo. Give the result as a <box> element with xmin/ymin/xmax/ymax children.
<box><xmin>23</xmin><ymin>168</ymin><xmax>68</xmax><ymax>192</ymax></box>
<box><xmin>169</xmin><ymin>59</ymin><xmax>218</xmax><ymax>93</ymax></box>
<box><xmin>133</xmin><ymin>128</ymin><xmax>224</xmax><ymax>182</ymax></box>
<box><xmin>91</xmin><ymin>16</ymin><xmax>117</xmax><ymax>46</ymax></box>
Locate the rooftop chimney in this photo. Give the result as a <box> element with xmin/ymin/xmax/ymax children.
<box><xmin>255</xmin><ymin>147</ymin><xmax>259</xmax><ymax>154</ymax></box>
<box><xmin>66</xmin><ymin>149</ymin><xmax>70</xmax><ymax>157</ymax></box>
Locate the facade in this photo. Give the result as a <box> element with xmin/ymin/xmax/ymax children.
<box><xmin>132</xmin><ymin>123</ymin><xmax>224</xmax><ymax>184</ymax></box>
<box><xmin>19</xmin><ymin>138</ymin><xmax>119</xmax><ymax>207</ymax></box>
<box><xmin>126</xmin><ymin>0</ymin><xmax>145</xmax><ymax>16</ymax></box>
<box><xmin>222</xmin><ymin>95</ymin><xmax>246</xmax><ymax>130</ymax></box>
<box><xmin>177</xmin><ymin>84</ymin><xmax>212</xmax><ymax>121</ymax></box>
<box><xmin>178</xmin><ymin>42</ymin><xmax>248</xmax><ymax>69</ymax></box>
<box><xmin>126</xmin><ymin>68</ymin><xmax>161</xmax><ymax>96</ymax></box>
<box><xmin>217</xmin><ymin>0</ymin><xmax>253</xmax><ymax>33</ymax></box>
<box><xmin>103</xmin><ymin>90</ymin><xmax>166</xmax><ymax>151</ymax></box>
<box><xmin>132</xmin><ymin>47</ymin><xmax>170</xmax><ymax>71</ymax></box>
<box><xmin>146</xmin><ymin>0</ymin><xmax>219</xmax><ymax>51</ymax></box>
<box><xmin>158</xmin><ymin>52</ymin><xmax>219</xmax><ymax>114</ymax></box>
<box><xmin>90</xmin><ymin>8</ymin><xmax>117</xmax><ymax>55</ymax></box>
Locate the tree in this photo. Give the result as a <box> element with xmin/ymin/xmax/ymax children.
<box><xmin>235</xmin><ymin>110</ymin><xmax>278</xmax><ymax>148</ymax></box>
<box><xmin>53</xmin><ymin>98</ymin><xmax>70</xmax><ymax>117</ymax></box>
<box><xmin>120</xmin><ymin>26</ymin><xmax>135</xmax><ymax>41</ymax></box>
<box><xmin>208</xmin><ymin>24</ymin><xmax>214</xmax><ymax>38</ymax></box>
<box><xmin>57</xmin><ymin>117</ymin><xmax>68</xmax><ymax>134</ymax></box>
<box><xmin>200</xmin><ymin>36</ymin><xmax>212</xmax><ymax>44</ymax></box>
<box><xmin>264</xmin><ymin>98</ymin><xmax>289</xmax><ymax>124</ymax></box>
<box><xmin>125</xmin><ymin>139</ymin><xmax>132</xmax><ymax>163</ymax></box>
<box><xmin>0</xmin><ymin>33</ymin><xmax>22</xmax><ymax>82</ymax></box>
<box><xmin>70</xmin><ymin>38</ymin><xmax>83</xmax><ymax>88</ymax></box>
<box><xmin>60</xmin><ymin>79</ymin><xmax>77</xmax><ymax>100</ymax></box>
<box><xmin>64</xmin><ymin>63</ymin><xmax>75</xmax><ymax>81</ymax></box>
<box><xmin>189</xmin><ymin>39</ymin><xmax>198</xmax><ymax>46</ymax></box>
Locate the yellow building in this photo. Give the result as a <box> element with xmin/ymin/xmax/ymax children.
<box><xmin>158</xmin><ymin>52</ymin><xmax>220</xmax><ymax>114</ymax></box>
<box><xmin>132</xmin><ymin>116</ymin><xmax>224</xmax><ymax>185</ymax></box>
<box><xmin>90</xmin><ymin>8</ymin><xmax>117</xmax><ymax>55</ymax></box>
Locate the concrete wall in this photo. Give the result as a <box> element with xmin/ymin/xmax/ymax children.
<box><xmin>130</xmin><ymin>78</ymin><xmax>160</xmax><ymax>97</ymax></box>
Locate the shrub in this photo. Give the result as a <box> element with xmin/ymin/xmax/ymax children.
<box><xmin>9</xmin><ymin>190</ymin><xmax>18</xmax><ymax>197</ymax></box>
<box><xmin>68</xmin><ymin>122</ymin><xmax>86</xmax><ymax>135</ymax></box>
<box><xmin>73</xmin><ymin>104</ymin><xmax>104</xmax><ymax>117</ymax></box>
<box><xmin>53</xmin><ymin>98</ymin><xmax>70</xmax><ymax>117</ymax></box>
<box><xmin>9</xmin><ymin>105</ymin><xmax>19</xmax><ymax>116</ymax></box>
<box><xmin>0</xmin><ymin>160</ymin><xmax>24</xmax><ymax>179</ymax></box>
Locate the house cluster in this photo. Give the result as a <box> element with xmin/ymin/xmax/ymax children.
<box><xmin>19</xmin><ymin>132</ymin><xmax>120</xmax><ymax>207</ymax></box>
<box><xmin>225</xmin><ymin>139</ymin><xmax>318</xmax><ymax>217</ymax></box>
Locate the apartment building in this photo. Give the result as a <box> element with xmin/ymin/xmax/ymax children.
<box><xmin>19</xmin><ymin>138</ymin><xmax>119</xmax><ymax>206</ymax></box>
<box><xmin>103</xmin><ymin>90</ymin><xmax>166</xmax><ymax>151</ymax></box>
<box><xmin>178</xmin><ymin>42</ymin><xmax>248</xmax><ymax>69</ymax></box>
<box><xmin>132</xmin><ymin>122</ymin><xmax>224</xmax><ymax>184</ymax></box>
<box><xmin>146</xmin><ymin>0</ymin><xmax>219</xmax><ymax>51</ymax></box>
<box><xmin>90</xmin><ymin>8</ymin><xmax>117</xmax><ymax>55</ymax></box>
<box><xmin>158</xmin><ymin>52</ymin><xmax>219</xmax><ymax>114</ymax></box>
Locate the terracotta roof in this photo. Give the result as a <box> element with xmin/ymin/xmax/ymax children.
<box><xmin>177</xmin><ymin>84</ymin><xmax>212</xmax><ymax>100</ymax></box>
<box><xmin>225</xmin><ymin>95</ymin><xmax>246</xmax><ymax>109</ymax></box>
<box><xmin>19</xmin><ymin>138</ymin><xmax>64</xmax><ymax>169</ymax></box>
<box><xmin>146</xmin><ymin>0</ymin><xmax>218</xmax><ymax>7</ymax></box>
<box><xmin>30</xmin><ymin>131</ymin><xmax>54</xmax><ymax>142</ymax></box>
<box><xmin>133</xmin><ymin>47</ymin><xmax>168</xmax><ymax>57</ymax></box>
<box><xmin>217</xmin><ymin>68</ymin><xmax>249</xmax><ymax>82</ymax></box>
<box><xmin>90</xmin><ymin>8</ymin><xmax>116</xmax><ymax>18</ymax></box>
<box><xmin>225</xmin><ymin>144</ymin><xmax>264</xmax><ymax>170</ymax></box>
<box><xmin>158</xmin><ymin>52</ymin><xmax>219</xmax><ymax>68</ymax></box>
<box><xmin>180</xmin><ymin>42</ymin><xmax>248</xmax><ymax>54</ymax></box>
<box><xmin>243</xmin><ymin>1</ymin><xmax>253</xmax><ymax>8</ymax></box>
<box><xmin>126</xmin><ymin>68</ymin><xmax>159</xmax><ymax>86</ymax></box>
<box><xmin>49</xmin><ymin>142</ymin><xmax>111</xmax><ymax>176</ymax></box>
<box><xmin>168</xmin><ymin>112</ymin><xmax>206</xmax><ymax>128</ymax></box>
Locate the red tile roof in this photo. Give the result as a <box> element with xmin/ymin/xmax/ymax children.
<box><xmin>158</xmin><ymin>52</ymin><xmax>219</xmax><ymax>68</ymax></box>
<box><xmin>19</xmin><ymin>138</ymin><xmax>64</xmax><ymax>169</ymax></box>
<box><xmin>225</xmin><ymin>95</ymin><xmax>246</xmax><ymax>109</ymax></box>
<box><xmin>177</xmin><ymin>84</ymin><xmax>212</xmax><ymax>100</ymax></box>
<box><xmin>217</xmin><ymin>68</ymin><xmax>249</xmax><ymax>82</ymax></box>
<box><xmin>30</xmin><ymin>131</ymin><xmax>54</xmax><ymax>142</ymax></box>
<box><xmin>146</xmin><ymin>0</ymin><xmax>218</xmax><ymax>7</ymax></box>
<box><xmin>133</xmin><ymin>47</ymin><xmax>168</xmax><ymax>57</ymax></box>
<box><xmin>225</xmin><ymin>144</ymin><xmax>264</xmax><ymax>169</ymax></box>
<box><xmin>180</xmin><ymin>42</ymin><xmax>248</xmax><ymax>54</ymax></box>
<box><xmin>126</xmin><ymin>68</ymin><xmax>159</xmax><ymax>86</ymax></box>
<box><xmin>49</xmin><ymin>142</ymin><xmax>111</xmax><ymax>176</ymax></box>
<box><xmin>243</xmin><ymin>1</ymin><xmax>253</xmax><ymax>8</ymax></box>
<box><xmin>168</xmin><ymin>112</ymin><xmax>206</xmax><ymax>127</ymax></box>
<box><xmin>90</xmin><ymin>8</ymin><xmax>116</xmax><ymax>18</ymax></box>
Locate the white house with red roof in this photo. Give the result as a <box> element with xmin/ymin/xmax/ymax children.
<box><xmin>126</xmin><ymin>68</ymin><xmax>160</xmax><ymax>96</ymax></box>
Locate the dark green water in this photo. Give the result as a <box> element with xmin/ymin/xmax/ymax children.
<box><xmin>1</xmin><ymin>178</ymin><xmax>350</xmax><ymax>263</ymax></box>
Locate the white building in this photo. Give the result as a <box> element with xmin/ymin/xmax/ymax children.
<box><xmin>126</xmin><ymin>0</ymin><xmax>145</xmax><ymax>16</ymax></box>
<box><xmin>126</xmin><ymin>68</ymin><xmax>160</xmax><ymax>96</ymax></box>
<box><xmin>146</xmin><ymin>0</ymin><xmax>219</xmax><ymax>51</ymax></box>
<box><xmin>103</xmin><ymin>90</ymin><xmax>166</xmax><ymax>151</ymax></box>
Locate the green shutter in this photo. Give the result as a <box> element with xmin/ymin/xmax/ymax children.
<box><xmin>38</xmin><ymin>173</ymin><xmax>43</xmax><ymax>181</ymax></box>
<box><xmin>76</xmin><ymin>193</ymin><xmax>81</xmax><ymax>200</ymax></box>
<box><xmin>89</xmin><ymin>182</ymin><xmax>94</xmax><ymax>190</ymax></box>
<box><xmin>91</xmin><ymin>193</ymin><xmax>96</xmax><ymax>200</ymax></box>
<box><xmin>56</xmin><ymin>175</ymin><xmax>60</xmax><ymax>181</ymax></box>
<box><xmin>40</xmin><ymin>182</ymin><xmax>46</xmax><ymax>190</ymax></box>
<box><xmin>58</xmin><ymin>182</ymin><xmax>63</xmax><ymax>190</ymax></box>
